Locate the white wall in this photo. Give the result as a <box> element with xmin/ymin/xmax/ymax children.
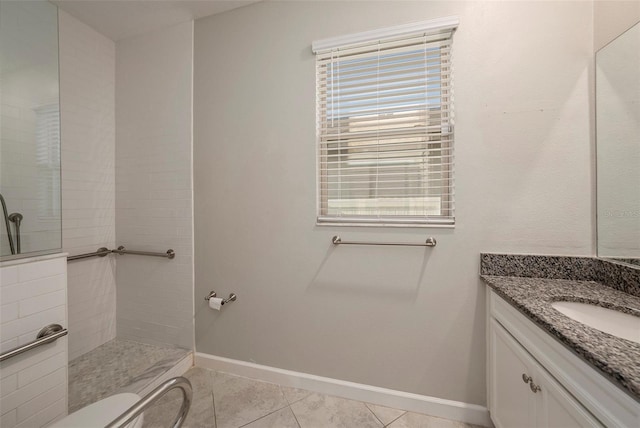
<box><xmin>115</xmin><ymin>21</ymin><xmax>194</xmax><ymax>349</ymax></box>
<box><xmin>594</xmin><ymin>0</ymin><xmax>640</xmax><ymax>51</ymax></box>
<box><xmin>194</xmin><ymin>1</ymin><xmax>593</xmax><ymax>406</ymax></box>
<box><xmin>59</xmin><ymin>10</ymin><xmax>117</xmax><ymax>360</ymax></box>
<box><xmin>0</xmin><ymin>255</ymin><xmax>68</xmax><ymax>428</ymax></box>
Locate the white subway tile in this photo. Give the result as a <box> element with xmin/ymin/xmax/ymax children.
<box><xmin>2</xmin><ymin>306</ymin><xmax>66</xmax><ymax>343</ymax></box>
<box><xmin>18</xmin><ymin>290</ymin><xmax>66</xmax><ymax>317</ymax></box>
<box><xmin>0</xmin><ymin>368</ymin><xmax>65</xmax><ymax>414</ymax></box>
<box><xmin>16</xmin><ymin>383</ymin><xmax>65</xmax><ymax>422</ymax></box>
<box><xmin>17</xmin><ymin>259</ymin><xmax>65</xmax><ymax>283</ymax></box>
<box><xmin>14</xmin><ymin>397</ymin><xmax>65</xmax><ymax>428</ymax></box>
<box><xmin>1</xmin><ymin>275</ymin><xmax>65</xmax><ymax>305</ymax></box>
<box><xmin>0</xmin><ymin>267</ymin><xmax>19</xmax><ymax>287</ymax></box>
<box><xmin>0</xmin><ymin>373</ymin><xmax>18</xmax><ymax>396</ymax></box>
<box><xmin>0</xmin><ymin>409</ymin><xmax>17</xmax><ymax>428</ymax></box>
<box><xmin>0</xmin><ymin>337</ymin><xmax>18</xmax><ymax>354</ymax></box>
<box><xmin>0</xmin><ymin>338</ymin><xmax>66</xmax><ymax>380</ymax></box>
<box><xmin>59</xmin><ymin>10</ymin><xmax>116</xmax><ymax>359</ymax></box>
<box><xmin>1</xmin><ymin>303</ymin><xmax>19</xmax><ymax>323</ymax></box>
<box><xmin>17</xmin><ymin>351</ymin><xmax>66</xmax><ymax>388</ymax></box>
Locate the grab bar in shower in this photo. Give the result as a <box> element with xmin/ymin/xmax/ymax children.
<box><xmin>67</xmin><ymin>246</ymin><xmax>175</xmax><ymax>262</ymax></box>
<box><xmin>67</xmin><ymin>247</ymin><xmax>112</xmax><ymax>261</ymax></box>
<box><xmin>0</xmin><ymin>324</ymin><xmax>68</xmax><ymax>362</ymax></box>
<box><xmin>332</xmin><ymin>235</ymin><xmax>437</xmax><ymax>247</ymax></box>
<box><xmin>106</xmin><ymin>376</ymin><xmax>192</xmax><ymax>428</ymax></box>
<box><xmin>112</xmin><ymin>246</ymin><xmax>176</xmax><ymax>259</ymax></box>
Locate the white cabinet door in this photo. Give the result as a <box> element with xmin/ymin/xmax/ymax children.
<box><xmin>489</xmin><ymin>319</ymin><xmax>536</xmax><ymax>428</ymax></box>
<box><xmin>489</xmin><ymin>318</ymin><xmax>603</xmax><ymax>428</ymax></box>
<box><xmin>534</xmin><ymin>366</ymin><xmax>602</xmax><ymax>428</ymax></box>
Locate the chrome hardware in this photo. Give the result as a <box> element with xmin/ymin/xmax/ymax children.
<box><xmin>529</xmin><ymin>381</ymin><xmax>541</xmax><ymax>393</ymax></box>
<box><xmin>1</xmin><ymin>193</ymin><xmax>16</xmax><ymax>254</ymax></box>
<box><xmin>205</xmin><ymin>291</ymin><xmax>237</xmax><ymax>306</ymax></box>
<box><xmin>106</xmin><ymin>376</ymin><xmax>192</xmax><ymax>428</ymax></box>
<box><xmin>8</xmin><ymin>212</ymin><xmax>22</xmax><ymax>225</ymax></box>
<box><xmin>522</xmin><ymin>373</ymin><xmax>541</xmax><ymax>393</ymax></box>
<box><xmin>0</xmin><ymin>324</ymin><xmax>68</xmax><ymax>362</ymax></box>
<box><xmin>223</xmin><ymin>293</ymin><xmax>237</xmax><ymax>305</ymax></box>
<box><xmin>67</xmin><ymin>246</ymin><xmax>175</xmax><ymax>261</ymax></box>
<box><xmin>8</xmin><ymin>212</ymin><xmax>22</xmax><ymax>254</ymax></box>
<box><xmin>332</xmin><ymin>235</ymin><xmax>437</xmax><ymax>247</ymax></box>
<box><xmin>67</xmin><ymin>247</ymin><xmax>111</xmax><ymax>261</ymax></box>
<box><xmin>113</xmin><ymin>246</ymin><xmax>176</xmax><ymax>259</ymax></box>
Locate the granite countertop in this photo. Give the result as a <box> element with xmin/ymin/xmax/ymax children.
<box><xmin>481</xmin><ymin>275</ymin><xmax>640</xmax><ymax>402</ymax></box>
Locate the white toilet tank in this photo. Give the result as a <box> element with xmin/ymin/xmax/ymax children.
<box><xmin>49</xmin><ymin>393</ymin><xmax>143</xmax><ymax>428</ymax></box>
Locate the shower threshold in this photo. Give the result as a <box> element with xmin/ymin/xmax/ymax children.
<box><xmin>68</xmin><ymin>339</ymin><xmax>192</xmax><ymax>413</ymax></box>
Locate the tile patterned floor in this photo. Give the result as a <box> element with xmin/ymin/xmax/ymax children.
<box><xmin>142</xmin><ymin>367</ymin><xmax>481</xmax><ymax>428</ymax></box>
<box><xmin>68</xmin><ymin>339</ymin><xmax>190</xmax><ymax>412</ymax></box>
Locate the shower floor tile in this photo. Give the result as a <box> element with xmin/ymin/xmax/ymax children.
<box><xmin>68</xmin><ymin>339</ymin><xmax>190</xmax><ymax>413</ymax></box>
<box><xmin>142</xmin><ymin>367</ymin><xmax>483</xmax><ymax>428</ymax></box>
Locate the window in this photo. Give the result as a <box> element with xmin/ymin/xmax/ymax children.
<box><xmin>35</xmin><ymin>104</ymin><xmax>61</xmax><ymax>221</ymax></box>
<box><xmin>313</xmin><ymin>18</ymin><xmax>457</xmax><ymax>226</ymax></box>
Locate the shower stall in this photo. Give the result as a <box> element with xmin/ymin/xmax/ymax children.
<box><xmin>0</xmin><ymin>1</ymin><xmax>194</xmax><ymax>424</ymax></box>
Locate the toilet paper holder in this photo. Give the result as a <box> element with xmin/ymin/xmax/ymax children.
<box><xmin>205</xmin><ymin>291</ymin><xmax>237</xmax><ymax>305</ymax></box>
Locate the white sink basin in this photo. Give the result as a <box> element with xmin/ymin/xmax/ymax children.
<box><xmin>551</xmin><ymin>301</ymin><xmax>640</xmax><ymax>344</ymax></box>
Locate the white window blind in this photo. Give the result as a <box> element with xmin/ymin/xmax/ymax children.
<box><xmin>314</xmin><ymin>19</ymin><xmax>457</xmax><ymax>226</ymax></box>
<box><xmin>35</xmin><ymin>104</ymin><xmax>61</xmax><ymax>220</ymax></box>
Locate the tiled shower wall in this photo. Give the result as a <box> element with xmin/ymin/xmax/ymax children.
<box><xmin>0</xmin><ymin>255</ymin><xmax>68</xmax><ymax>428</ymax></box>
<box><xmin>59</xmin><ymin>10</ymin><xmax>117</xmax><ymax>360</ymax></box>
<box><xmin>115</xmin><ymin>21</ymin><xmax>194</xmax><ymax>349</ymax></box>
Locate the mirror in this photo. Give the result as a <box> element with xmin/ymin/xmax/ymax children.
<box><xmin>596</xmin><ymin>21</ymin><xmax>640</xmax><ymax>267</ymax></box>
<box><xmin>0</xmin><ymin>1</ymin><xmax>61</xmax><ymax>259</ymax></box>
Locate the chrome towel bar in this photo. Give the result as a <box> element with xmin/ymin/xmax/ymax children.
<box><xmin>67</xmin><ymin>246</ymin><xmax>175</xmax><ymax>262</ymax></box>
<box><xmin>0</xmin><ymin>324</ymin><xmax>67</xmax><ymax>362</ymax></box>
<box><xmin>332</xmin><ymin>235</ymin><xmax>437</xmax><ymax>247</ymax></box>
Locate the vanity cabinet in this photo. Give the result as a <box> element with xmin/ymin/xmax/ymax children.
<box><xmin>489</xmin><ymin>318</ymin><xmax>601</xmax><ymax>427</ymax></box>
<box><xmin>487</xmin><ymin>288</ymin><xmax>640</xmax><ymax>428</ymax></box>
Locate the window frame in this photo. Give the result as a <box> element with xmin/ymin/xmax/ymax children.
<box><xmin>313</xmin><ymin>17</ymin><xmax>458</xmax><ymax>228</ymax></box>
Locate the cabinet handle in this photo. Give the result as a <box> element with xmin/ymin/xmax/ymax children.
<box><xmin>522</xmin><ymin>373</ymin><xmax>532</xmax><ymax>384</ymax></box>
<box><xmin>529</xmin><ymin>381</ymin><xmax>541</xmax><ymax>393</ymax></box>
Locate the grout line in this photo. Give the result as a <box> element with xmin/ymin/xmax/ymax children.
<box><xmin>280</xmin><ymin>385</ymin><xmax>311</xmax><ymax>407</ymax></box>
<box><xmin>364</xmin><ymin>402</ymin><xmax>408</xmax><ymax>427</ymax></box>
<box><xmin>384</xmin><ymin>410</ymin><xmax>407</xmax><ymax>427</ymax></box>
<box><xmin>289</xmin><ymin>405</ymin><xmax>302</xmax><ymax>428</ymax></box>
<box><xmin>236</xmin><ymin>404</ymin><xmax>291</xmax><ymax>428</ymax></box>
<box><xmin>210</xmin><ymin>370</ymin><xmax>217</xmax><ymax>428</ymax></box>
<box><xmin>281</xmin><ymin>386</ymin><xmax>304</xmax><ymax>428</ymax></box>
<box><xmin>364</xmin><ymin>403</ymin><xmax>386</xmax><ymax>427</ymax></box>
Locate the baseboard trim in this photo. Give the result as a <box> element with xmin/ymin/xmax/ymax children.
<box><xmin>195</xmin><ymin>352</ymin><xmax>491</xmax><ymax>427</ymax></box>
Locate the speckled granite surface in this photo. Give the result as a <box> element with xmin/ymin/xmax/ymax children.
<box><xmin>481</xmin><ymin>272</ymin><xmax>640</xmax><ymax>402</ymax></box>
<box><xmin>481</xmin><ymin>253</ymin><xmax>640</xmax><ymax>298</ymax></box>
<box><xmin>612</xmin><ymin>258</ymin><xmax>640</xmax><ymax>268</ymax></box>
<box><xmin>480</xmin><ymin>254</ymin><xmax>598</xmax><ymax>280</ymax></box>
<box><xmin>596</xmin><ymin>258</ymin><xmax>640</xmax><ymax>297</ymax></box>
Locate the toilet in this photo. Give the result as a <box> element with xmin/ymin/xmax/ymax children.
<box><xmin>49</xmin><ymin>393</ymin><xmax>143</xmax><ymax>428</ymax></box>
